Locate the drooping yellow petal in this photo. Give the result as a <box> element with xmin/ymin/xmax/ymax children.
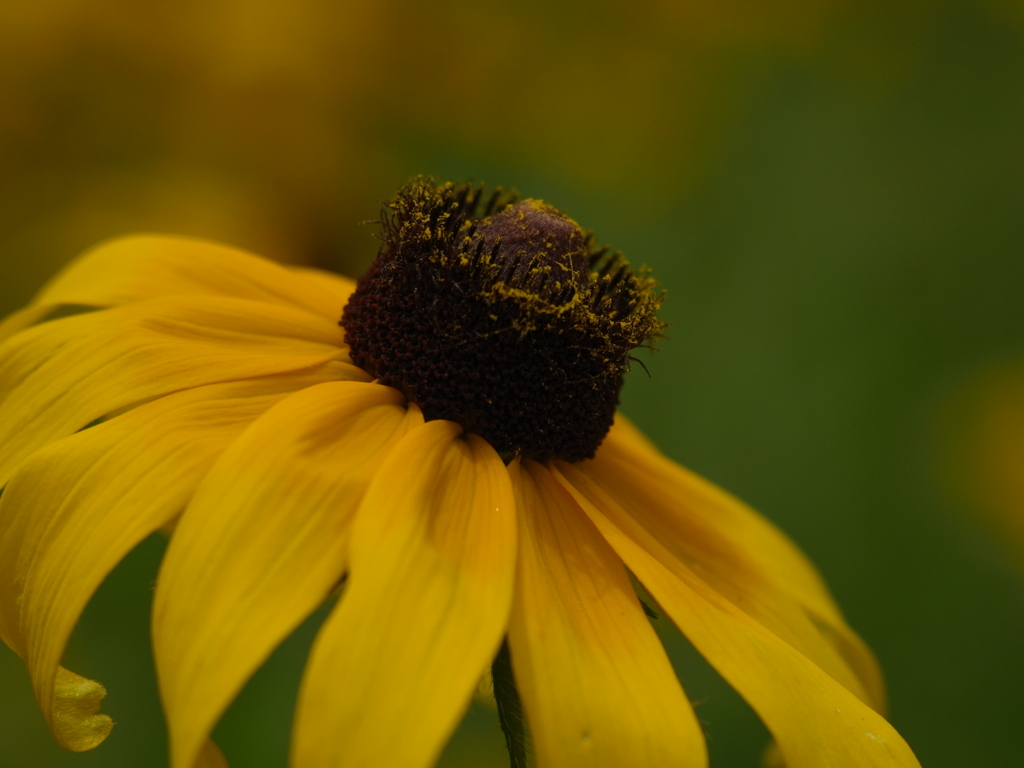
<box><xmin>291</xmin><ymin>421</ymin><xmax>517</xmax><ymax>768</ymax></box>
<box><xmin>507</xmin><ymin>459</ymin><xmax>706</xmax><ymax>768</ymax></box>
<box><xmin>0</xmin><ymin>364</ymin><xmax>362</xmax><ymax>752</ymax></box>
<box><xmin>50</xmin><ymin>668</ymin><xmax>112</xmax><ymax>752</ymax></box>
<box><xmin>31</xmin><ymin>235</ymin><xmax>352</xmax><ymax>321</ymax></box>
<box><xmin>289</xmin><ymin>265</ymin><xmax>357</xmax><ymax>308</ymax></box>
<box><xmin>0</xmin><ymin>294</ymin><xmax>346</xmax><ymax>487</ymax></box>
<box><xmin>590</xmin><ymin>417</ymin><xmax>885</xmax><ymax>710</ymax></box>
<box><xmin>601</xmin><ymin>417</ymin><xmax>836</xmax><ymax>619</ymax></box>
<box><xmin>555</xmin><ymin>463</ymin><xmax>921</xmax><ymax>768</ymax></box>
<box><xmin>153</xmin><ymin>381</ymin><xmax>421</xmax><ymax>768</ymax></box>
<box><xmin>0</xmin><ymin>304</ymin><xmax>54</xmax><ymax>345</ymax></box>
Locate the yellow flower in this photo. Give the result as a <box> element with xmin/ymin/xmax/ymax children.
<box><xmin>0</xmin><ymin>180</ymin><xmax>919</xmax><ymax>768</ymax></box>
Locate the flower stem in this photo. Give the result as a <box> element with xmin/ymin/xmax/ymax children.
<box><xmin>491</xmin><ymin>638</ymin><xmax>528</xmax><ymax>768</ymax></box>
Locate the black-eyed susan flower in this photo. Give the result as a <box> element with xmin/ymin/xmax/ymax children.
<box><xmin>0</xmin><ymin>178</ymin><xmax>920</xmax><ymax>768</ymax></box>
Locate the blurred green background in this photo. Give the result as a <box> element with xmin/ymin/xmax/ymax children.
<box><xmin>2</xmin><ymin>0</ymin><xmax>1023</xmax><ymax>766</ymax></box>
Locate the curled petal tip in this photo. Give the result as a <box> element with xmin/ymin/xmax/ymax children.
<box><xmin>51</xmin><ymin>666</ymin><xmax>113</xmax><ymax>752</ymax></box>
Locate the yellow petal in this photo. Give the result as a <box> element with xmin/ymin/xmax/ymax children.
<box><xmin>0</xmin><ymin>294</ymin><xmax>346</xmax><ymax>487</ymax></box>
<box><xmin>291</xmin><ymin>421</ymin><xmax>517</xmax><ymax>768</ymax></box>
<box><xmin>0</xmin><ymin>364</ymin><xmax>360</xmax><ymax>751</ymax></box>
<box><xmin>601</xmin><ymin>417</ymin><xmax>836</xmax><ymax>618</ymax></box>
<box><xmin>591</xmin><ymin>417</ymin><xmax>884</xmax><ymax>710</ymax></box>
<box><xmin>289</xmin><ymin>265</ymin><xmax>357</xmax><ymax>309</ymax></box>
<box><xmin>0</xmin><ymin>305</ymin><xmax>54</xmax><ymax>345</ymax></box>
<box><xmin>153</xmin><ymin>381</ymin><xmax>421</xmax><ymax>768</ymax></box>
<box><xmin>50</xmin><ymin>667</ymin><xmax>112</xmax><ymax>752</ymax></box>
<box><xmin>507</xmin><ymin>460</ymin><xmax>706</xmax><ymax>768</ymax></box>
<box><xmin>554</xmin><ymin>463</ymin><xmax>921</xmax><ymax>768</ymax></box>
<box><xmin>32</xmin><ymin>234</ymin><xmax>351</xmax><ymax>321</ymax></box>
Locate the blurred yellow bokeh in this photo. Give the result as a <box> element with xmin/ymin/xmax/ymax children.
<box><xmin>942</xmin><ymin>364</ymin><xmax>1024</xmax><ymax>565</ymax></box>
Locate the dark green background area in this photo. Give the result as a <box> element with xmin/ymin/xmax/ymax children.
<box><xmin>2</xmin><ymin>1</ymin><xmax>1023</xmax><ymax>766</ymax></box>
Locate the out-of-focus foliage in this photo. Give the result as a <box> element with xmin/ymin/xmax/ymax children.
<box><xmin>0</xmin><ymin>0</ymin><xmax>850</xmax><ymax>306</ymax></box>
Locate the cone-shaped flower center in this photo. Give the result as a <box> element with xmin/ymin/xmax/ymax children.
<box><xmin>342</xmin><ymin>178</ymin><xmax>664</xmax><ymax>461</ymax></box>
